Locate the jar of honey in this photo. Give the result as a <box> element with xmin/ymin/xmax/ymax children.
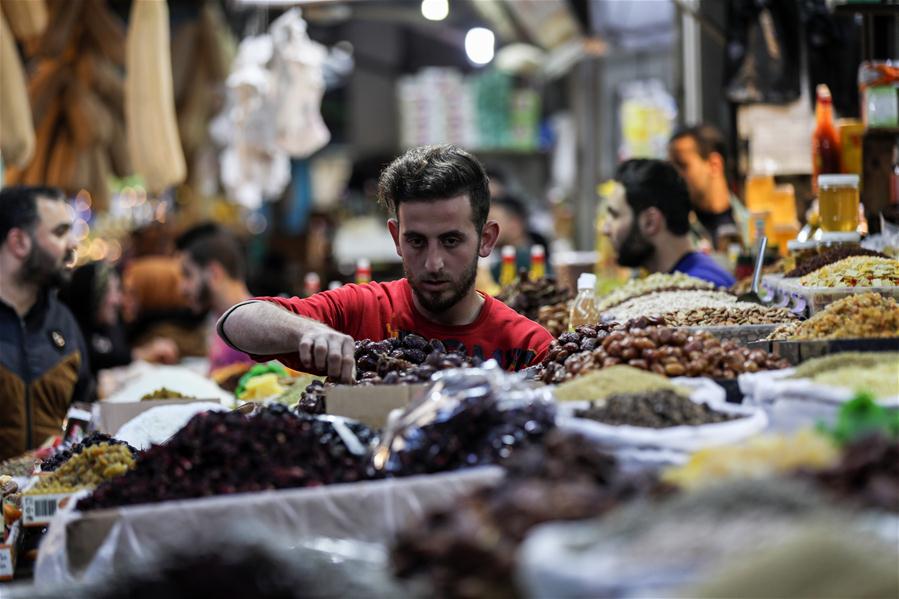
<box><xmin>818</xmin><ymin>174</ymin><xmax>860</xmax><ymax>233</ymax></box>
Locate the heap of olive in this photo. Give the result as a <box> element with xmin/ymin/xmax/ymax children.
<box><xmin>538</xmin><ymin>317</ymin><xmax>789</xmax><ymax>383</ymax></box>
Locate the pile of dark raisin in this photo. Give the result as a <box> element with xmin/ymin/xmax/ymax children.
<box><xmin>371</xmin><ymin>369</ymin><xmax>556</xmax><ymax>477</ymax></box>
<box><xmin>41</xmin><ymin>432</ymin><xmax>139</xmax><ymax>472</ymax></box>
<box><xmin>537</xmin><ymin>316</ymin><xmax>788</xmax><ymax>384</ymax></box>
<box><xmin>296</xmin><ymin>334</ymin><xmax>476</xmax><ymax>412</ymax></box>
<box><xmin>77</xmin><ymin>405</ymin><xmax>376</xmax><ymax>511</ymax></box>
<box><xmin>391</xmin><ymin>430</ymin><xmax>670</xmax><ymax>599</ymax></box>
<box><xmin>497</xmin><ymin>270</ymin><xmax>574</xmax><ymax>321</ymax></box>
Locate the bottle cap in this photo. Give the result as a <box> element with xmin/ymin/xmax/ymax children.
<box><xmin>356</xmin><ymin>258</ymin><xmax>371</xmax><ymax>270</ymax></box>
<box><xmin>818</xmin><ymin>174</ymin><xmax>859</xmax><ymax>188</ymax></box>
<box><xmin>502</xmin><ymin>245</ymin><xmax>516</xmax><ymax>259</ymax></box>
<box><xmin>530</xmin><ymin>245</ymin><xmax>545</xmax><ymax>259</ymax></box>
<box><xmin>576</xmin><ymin>273</ymin><xmax>596</xmax><ymax>290</ymax></box>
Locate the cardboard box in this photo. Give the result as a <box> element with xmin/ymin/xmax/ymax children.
<box><xmin>325</xmin><ymin>384</ymin><xmax>426</xmax><ymax>428</ymax></box>
<box><xmin>94</xmin><ymin>398</ymin><xmax>222</xmax><ymax>435</ymax></box>
<box><xmin>0</xmin><ymin>521</ymin><xmax>21</xmax><ymax>580</ymax></box>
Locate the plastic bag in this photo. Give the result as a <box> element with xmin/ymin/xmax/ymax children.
<box><xmin>369</xmin><ymin>361</ymin><xmax>555</xmax><ymax>477</ymax></box>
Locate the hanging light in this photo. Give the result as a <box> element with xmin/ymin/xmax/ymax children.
<box><xmin>421</xmin><ymin>0</ymin><xmax>448</xmax><ymax>21</ymax></box>
<box><xmin>465</xmin><ymin>27</ymin><xmax>494</xmax><ymax>66</ymax></box>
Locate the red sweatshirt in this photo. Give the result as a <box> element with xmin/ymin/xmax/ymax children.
<box><xmin>227</xmin><ymin>279</ymin><xmax>552</xmax><ymax>371</ymax></box>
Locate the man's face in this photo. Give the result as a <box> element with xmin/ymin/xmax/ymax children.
<box><xmin>489</xmin><ymin>204</ymin><xmax>524</xmax><ymax>247</ymax></box>
<box><xmin>602</xmin><ymin>185</ymin><xmax>654</xmax><ymax>268</ymax></box>
<box><xmin>390</xmin><ymin>195</ymin><xmax>489</xmax><ymax>314</ymax></box>
<box><xmin>179</xmin><ymin>255</ymin><xmax>212</xmax><ymax>314</ymax></box>
<box><xmin>669</xmin><ymin>136</ymin><xmax>711</xmax><ymax>208</ymax></box>
<box><xmin>18</xmin><ymin>198</ymin><xmax>76</xmax><ymax>289</ymax></box>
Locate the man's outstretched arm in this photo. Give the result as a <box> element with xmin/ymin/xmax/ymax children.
<box><xmin>217</xmin><ymin>300</ymin><xmax>356</xmax><ymax>382</ymax></box>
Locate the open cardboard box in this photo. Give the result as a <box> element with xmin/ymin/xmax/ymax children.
<box><xmin>325</xmin><ymin>384</ymin><xmax>427</xmax><ymax>428</ymax></box>
<box><xmin>93</xmin><ymin>398</ymin><xmax>223</xmax><ymax>435</ymax></box>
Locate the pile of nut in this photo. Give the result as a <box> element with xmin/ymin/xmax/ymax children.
<box><xmin>27</xmin><ymin>443</ymin><xmax>134</xmax><ymax>495</ymax></box>
<box><xmin>597</xmin><ymin>272</ymin><xmax>717</xmax><ymax>312</ymax></box>
<box><xmin>538</xmin><ymin>319</ymin><xmax>789</xmax><ymax>383</ymax></box>
<box><xmin>799</xmin><ymin>256</ymin><xmax>899</xmax><ymax>287</ymax></box>
<box><xmin>769</xmin><ymin>292</ymin><xmax>899</xmax><ymax>340</ymax></box>
<box><xmin>537</xmin><ymin>300</ymin><xmax>572</xmax><ymax>337</ymax></box>
<box><xmin>497</xmin><ymin>273</ymin><xmax>573</xmax><ymax>321</ymax></box>
<box><xmin>78</xmin><ymin>406</ymin><xmax>378</xmax><ymax>511</ymax></box>
<box><xmin>665</xmin><ymin>303</ymin><xmax>798</xmax><ymax>327</ymax></box>
<box><xmin>604</xmin><ymin>290</ymin><xmax>738</xmax><ymax>323</ymax></box>
<box><xmin>784</xmin><ymin>246</ymin><xmax>889</xmax><ymax>278</ymax></box>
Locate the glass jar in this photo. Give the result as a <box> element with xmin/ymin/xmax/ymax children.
<box><xmin>818</xmin><ymin>174</ymin><xmax>860</xmax><ymax>233</ymax></box>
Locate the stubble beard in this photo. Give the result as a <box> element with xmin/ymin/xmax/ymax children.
<box><xmin>408</xmin><ymin>253</ymin><xmax>479</xmax><ymax>314</ymax></box>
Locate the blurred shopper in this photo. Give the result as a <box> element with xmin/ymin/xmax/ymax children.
<box><xmin>603</xmin><ymin>159</ymin><xmax>736</xmax><ymax>288</ymax></box>
<box><xmin>219</xmin><ymin>145</ymin><xmax>553</xmax><ymax>380</ymax></box>
<box><xmin>0</xmin><ymin>186</ymin><xmax>93</xmax><ymax>460</ymax></box>
<box><xmin>176</xmin><ymin>224</ymin><xmax>254</xmax><ymax>374</ymax></box>
<box><xmin>489</xmin><ymin>194</ymin><xmax>553</xmax><ymax>281</ymax></box>
<box><xmin>59</xmin><ymin>261</ymin><xmax>179</xmax><ymax>376</ymax></box>
<box><xmin>668</xmin><ymin>124</ymin><xmax>748</xmax><ymax>250</ymax></box>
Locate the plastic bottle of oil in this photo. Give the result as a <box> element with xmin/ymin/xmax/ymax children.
<box><xmin>529</xmin><ymin>245</ymin><xmax>546</xmax><ymax>280</ymax></box>
<box><xmin>569</xmin><ymin>273</ymin><xmax>599</xmax><ymax>329</ymax></box>
<box><xmin>498</xmin><ymin>245</ymin><xmax>517</xmax><ymax>287</ymax></box>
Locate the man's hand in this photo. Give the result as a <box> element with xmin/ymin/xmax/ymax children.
<box><xmin>297</xmin><ymin>322</ymin><xmax>356</xmax><ymax>383</ymax></box>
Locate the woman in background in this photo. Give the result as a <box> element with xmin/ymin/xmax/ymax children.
<box><xmin>59</xmin><ymin>261</ymin><xmax>179</xmax><ymax>376</ymax></box>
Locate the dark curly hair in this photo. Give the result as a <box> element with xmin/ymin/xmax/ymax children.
<box><xmin>377</xmin><ymin>145</ymin><xmax>490</xmax><ymax>232</ymax></box>
<box><xmin>615</xmin><ymin>159</ymin><xmax>692</xmax><ymax>236</ymax></box>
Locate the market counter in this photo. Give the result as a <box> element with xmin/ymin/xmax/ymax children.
<box><xmin>36</xmin><ymin>466</ymin><xmax>502</xmax><ymax>586</ymax></box>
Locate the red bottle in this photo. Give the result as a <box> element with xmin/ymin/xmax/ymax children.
<box><xmin>812</xmin><ymin>84</ymin><xmax>842</xmax><ymax>192</ymax></box>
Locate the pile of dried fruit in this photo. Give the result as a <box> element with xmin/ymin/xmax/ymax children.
<box><xmin>77</xmin><ymin>406</ymin><xmax>376</xmax><ymax>511</ymax></box>
<box><xmin>370</xmin><ymin>368</ymin><xmax>556</xmax><ymax>477</ymax></box>
<box><xmin>597</xmin><ymin>272</ymin><xmax>717</xmax><ymax>312</ymax></box>
<box><xmin>497</xmin><ymin>274</ymin><xmax>573</xmax><ymax>321</ymax></box>
<box><xmin>807</xmin><ymin>434</ymin><xmax>899</xmax><ymax>513</ymax></box>
<box><xmin>575</xmin><ymin>390</ymin><xmax>736</xmax><ymax>428</ymax></box>
<box><xmin>537</xmin><ymin>300</ymin><xmax>572</xmax><ymax>337</ymax></box>
<box><xmin>391</xmin><ymin>431</ymin><xmax>665</xmax><ymax>599</ymax></box>
<box><xmin>799</xmin><ymin>256</ymin><xmax>899</xmax><ymax>287</ymax></box>
<box><xmin>538</xmin><ymin>319</ymin><xmax>789</xmax><ymax>384</ymax></box>
<box><xmin>0</xmin><ymin>453</ymin><xmax>39</xmax><ymax>478</ymax></box>
<box><xmin>784</xmin><ymin>246</ymin><xmax>889</xmax><ymax>278</ymax></box>
<box><xmin>769</xmin><ymin>292</ymin><xmax>899</xmax><ymax>340</ymax></box>
<box><xmin>27</xmin><ymin>443</ymin><xmax>134</xmax><ymax>495</ymax></box>
<box><xmin>41</xmin><ymin>432</ymin><xmax>138</xmax><ymax>472</ymax></box>
<box><xmin>665</xmin><ymin>303</ymin><xmax>797</xmax><ymax>327</ymax></box>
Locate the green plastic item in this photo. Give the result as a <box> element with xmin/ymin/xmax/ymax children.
<box><xmin>235</xmin><ymin>362</ymin><xmax>287</xmax><ymax>398</ymax></box>
<box><xmin>818</xmin><ymin>392</ymin><xmax>899</xmax><ymax>445</ymax></box>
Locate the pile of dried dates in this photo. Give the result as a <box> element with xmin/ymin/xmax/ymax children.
<box><xmin>391</xmin><ymin>430</ymin><xmax>669</xmax><ymax>599</ymax></box>
<box><xmin>77</xmin><ymin>405</ymin><xmax>376</xmax><ymax>510</ymax></box>
<box><xmin>538</xmin><ymin>317</ymin><xmax>789</xmax><ymax>384</ymax></box>
<box><xmin>497</xmin><ymin>272</ymin><xmax>573</xmax><ymax>321</ymax></box>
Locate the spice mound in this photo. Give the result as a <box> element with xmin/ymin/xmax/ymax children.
<box><xmin>553</xmin><ymin>366</ymin><xmax>686</xmax><ymax>402</ymax></box>
<box><xmin>769</xmin><ymin>292</ymin><xmax>899</xmax><ymax>340</ymax></box>
<box><xmin>597</xmin><ymin>272</ymin><xmax>717</xmax><ymax>311</ymax></box>
<box><xmin>140</xmin><ymin>387</ymin><xmax>197</xmax><ymax>401</ymax></box>
<box><xmin>799</xmin><ymin>256</ymin><xmax>899</xmax><ymax>288</ymax></box>
<box><xmin>575</xmin><ymin>390</ymin><xmax>736</xmax><ymax>428</ymax></box>
<box><xmin>784</xmin><ymin>246</ymin><xmax>889</xmax><ymax>278</ymax></box>
<box><xmin>27</xmin><ymin>444</ymin><xmax>134</xmax><ymax>494</ymax></box>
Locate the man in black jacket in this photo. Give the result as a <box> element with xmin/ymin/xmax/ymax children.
<box><xmin>0</xmin><ymin>186</ymin><xmax>92</xmax><ymax>460</ymax></box>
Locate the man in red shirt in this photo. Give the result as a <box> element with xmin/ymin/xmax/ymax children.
<box><xmin>217</xmin><ymin>145</ymin><xmax>553</xmax><ymax>381</ymax></box>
